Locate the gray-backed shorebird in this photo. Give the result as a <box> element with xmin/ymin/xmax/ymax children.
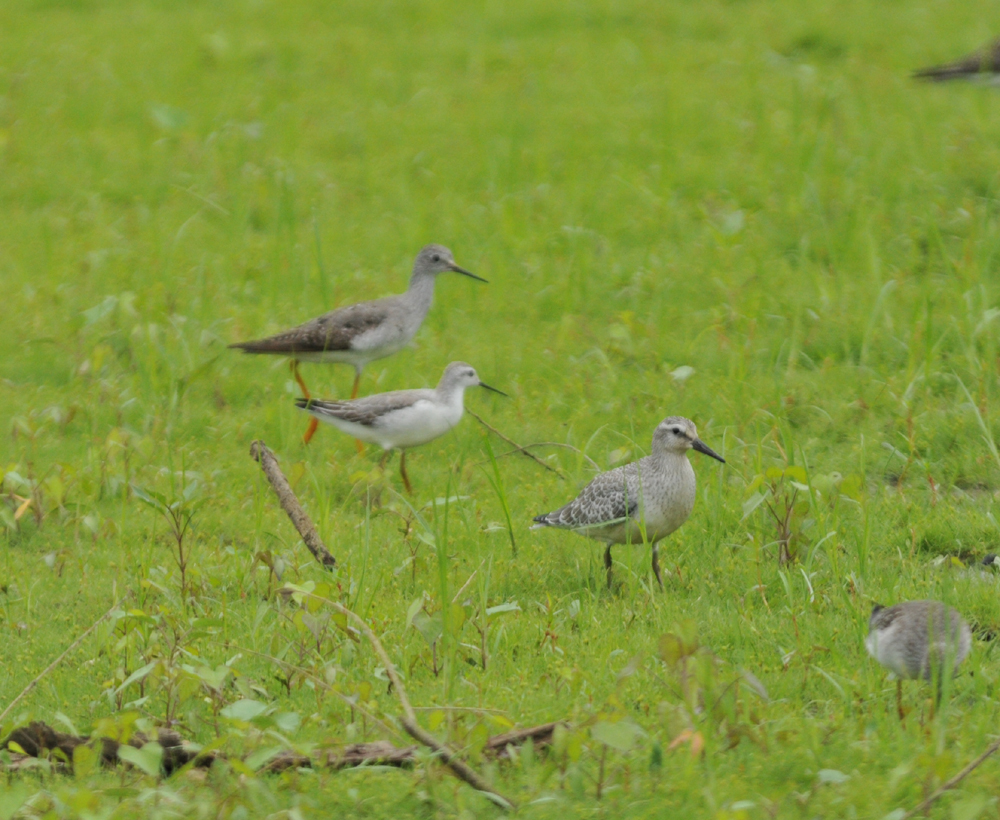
<box><xmin>866</xmin><ymin>600</ymin><xmax>972</xmax><ymax>720</ymax></box>
<box><xmin>914</xmin><ymin>38</ymin><xmax>1000</xmax><ymax>82</ymax></box>
<box><xmin>231</xmin><ymin>244</ymin><xmax>485</xmax><ymax>444</ymax></box>
<box><xmin>295</xmin><ymin>361</ymin><xmax>504</xmax><ymax>494</ymax></box>
<box><xmin>531</xmin><ymin>417</ymin><xmax>724</xmax><ymax>588</ymax></box>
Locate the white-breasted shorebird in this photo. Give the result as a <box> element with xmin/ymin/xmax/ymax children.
<box><xmin>531</xmin><ymin>416</ymin><xmax>724</xmax><ymax>588</ymax></box>
<box><xmin>914</xmin><ymin>38</ymin><xmax>1000</xmax><ymax>82</ymax></box>
<box><xmin>865</xmin><ymin>600</ymin><xmax>972</xmax><ymax>719</ymax></box>
<box><xmin>231</xmin><ymin>244</ymin><xmax>486</xmax><ymax>444</ymax></box>
<box><xmin>295</xmin><ymin>361</ymin><xmax>504</xmax><ymax>494</ymax></box>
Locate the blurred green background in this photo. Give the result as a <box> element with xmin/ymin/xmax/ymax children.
<box><xmin>4</xmin><ymin>0</ymin><xmax>1000</xmax><ymax>817</ymax></box>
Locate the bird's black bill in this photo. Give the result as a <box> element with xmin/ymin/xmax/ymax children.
<box><xmin>692</xmin><ymin>438</ymin><xmax>725</xmax><ymax>463</ymax></box>
<box><xmin>450</xmin><ymin>263</ymin><xmax>488</xmax><ymax>283</ymax></box>
<box><xmin>478</xmin><ymin>381</ymin><xmax>508</xmax><ymax>397</ymax></box>
<box><xmin>295</xmin><ymin>398</ymin><xmax>315</xmax><ymax>411</ymax></box>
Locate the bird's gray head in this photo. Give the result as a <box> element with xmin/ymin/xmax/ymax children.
<box><xmin>652</xmin><ymin>416</ymin><xmax>725</xmax><ymax>462</ymax></box>
<box><xmin>437</xmin><ymin>361</ymin><xmax>506</xmax><ymax>396</ymax></box>
<box><xmin>412</xmin><ymin>244</ymin><xmax>487</xmax><ymax>283</ymax></box>
<box><xmin>869</xmin><ymin>603</ymin><xmax>886</xmax><ymax>628</ymax></box>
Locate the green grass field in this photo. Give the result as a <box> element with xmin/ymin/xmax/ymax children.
<box><xmin>5</xmin><ymin>0</ymin><xmax>1000</xmax><ymax>816</ymax></box>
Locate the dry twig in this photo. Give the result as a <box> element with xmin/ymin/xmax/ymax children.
<box><xmin>899</xmin><ymin>735</ymin><xmax>1000</xmax><ymax>819</ymax></box>
<box><xmin>298</xmin><ymin>589</ymin><xmax>517</xmax><ymax>811</ymax></box>
<box><xmin>466</xmin><ymin>408</ymin><xmax>566</xmax><ymax>479</ymax></box>
<box><xmin>249</xmin><ymin>440</ymin><xmax>515</xmax><ymax>809</ymax></box>
<box><xmin>0</xmin><ymin>601</ymin><xmax>122</xmax><ymax>726</ymax></box>
<box><xmin>250</xmin><ymin>440</ymin><xmax>337</xmax><ymax>568</ymax></box>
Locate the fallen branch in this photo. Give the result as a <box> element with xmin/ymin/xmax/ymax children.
<box><xmin>3</xmin><ymin>720</ymin><xmax>562</xmax><ymax>776</ymax></box>
<box><xmin>486</xmin><ymin>721</ymin><xmax>567</xmax><ymax>760</ymax></box>
<box><xmin>250</xmin><ymin>440</ymin><xmax>337</xmax><ymax>569</ymax></box>
<box><xmin>0</xmin><ymin>601</ymin><xmax>123</xmax><ymax>726</ymax></box>
<box><xmin>1</xmin><ymin>721</ymin><xmax>212</xmax><ymax>775</ymax></box>
<box><xmin>899</xmin><ymin>734</ymin><xmax>1000</xmax><ymax>819</ymax></box>
<box><xmin>466</xmin><ymin>408</ymin><xmax>566</xmax><ymax>479</ymax></box>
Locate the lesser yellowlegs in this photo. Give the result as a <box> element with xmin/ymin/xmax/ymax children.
<box><xmin>231</xmin><ymin>244</ymin><xmax>486</xmax><ymax>444</ymax></box>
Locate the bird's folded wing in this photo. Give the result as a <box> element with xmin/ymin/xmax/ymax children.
<box><xmin>546</xmin><ymin>470</ymin><xmax>640</xmax><ymax>529</ymax></box>
<box><xmin>233</xmin><ymin>300</ymin><xmax>392</xmax><ymax>353</ymax></box>
<box><xmin>301</xmin><ymin>392</ymin><xmax>423</xmax><ymax>427</ymax></box>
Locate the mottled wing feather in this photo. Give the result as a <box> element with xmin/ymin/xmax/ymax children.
<box><xmin>232</xmin><ymin>300</ymin><xmax>392</xmax><ymax>354</ymax></box>
<box><xmin>536</xmin><ymin>463</ymin><xmax>641</xmax><ymax>529</ymax></box>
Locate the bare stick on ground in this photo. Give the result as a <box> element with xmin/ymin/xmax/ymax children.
<box><xmin>297</xmin><ymin>588</ymin><xmax>517</xmax><ymax>812</ymax></box>
<box><xmin>0</xmin><ymin>601</ymin><xmax>123</xmax><ymax>726</ymax></box>
<box><xmin>899</xmin><ymin>735</ymin><xmax>1000</xmax><ymax>819</ymax></box>
<box><xmin>250</xmin><ymin>440</ymin><xmax>514</xmax><ymax>809</ymax></box>
<box><xmin>466</xmin><ymin>407</ymin><xmax>566</xmax><ymax>479</ymax></box>
<box><xmin>250</xmin><ymin>440</ymin><xmax>337</xmax><ymax>569</ymax></box>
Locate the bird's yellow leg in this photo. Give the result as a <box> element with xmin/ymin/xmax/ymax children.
<box><xmin>302</xmin><ymin>418</ymin><xmax>319</xmax><ymax>445</ymax></box>
<box><xmin>291</xmin><ymin>360</ymin><xmax>311</xmax><ymax>399</ymax></box>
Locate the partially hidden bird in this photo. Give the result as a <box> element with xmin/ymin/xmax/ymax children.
<box><xmin>531</xmin><ymin>416</ymin><xmax>725</xmax><ymax>588</ymax></box>
<box><xmin>913</xmin><ymin>38</ymin><xmax>1000</xmax><ymax>82</ymax></box>
<box><xmin>231</xmin><ymin>244</ymin><xmax>486</xmax><ymax>444</ymax></box>
<box><xmin>865</xmin><ymin>600</ymin><xmax>971</xmax><ymax>720</ymax></box>
<box><xmin>295</xmin><ymin>361</ymin><xmax>504</xmax><ymax>494</ymax></box>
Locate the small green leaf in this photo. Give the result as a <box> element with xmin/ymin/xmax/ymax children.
<box><xmin>221</xmin><ymin>699</ymin><xmax>270</xmax><ymax>721</ymax></box>
<box><xmin>591</xmin><ymin>720</ymin><xmax>643</xmax><ymax>752</ymax></box>
<box><xmin>117</xmin><ymin>742</ymin><xmax>163</xmax><ymax>777</ymax></box>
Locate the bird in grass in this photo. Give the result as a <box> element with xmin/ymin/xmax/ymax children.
<box><xmin>295</xmin><ymin>361</ymin><xmax>504</xmax><ymax>494</ymax></box>
<box><xmin>231</xmin><ymin>244</ymin><xmax>486</xmax><ymax>444</ymax></box>
<box><xmin>531</xmin><ymin>416</ymin><xmax>724</xmax><ymax>589</ymax></box>
<box><xmin>913</xmin><ymin>38</ymin><xmax>1000</xmax><ymax>83</ymax></box>
<box><xmin>865</xmin><ymin>600</ymin><xmax>972</xmax><ymax>720</ymax></box>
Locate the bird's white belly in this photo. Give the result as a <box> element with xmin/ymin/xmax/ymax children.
<box><xmin>374</xmin><ymin>400</ymin><xmax>462</xmax><ymax>449</ymax></box>
<box><xmin>865</xmin><ymin>625</ymin><xmax>910</xmax><ymax>678</ymax></box>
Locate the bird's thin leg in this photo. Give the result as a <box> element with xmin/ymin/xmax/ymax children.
<box><xmin>378</xmin><ymin>450</ymin><xmax>390</xmax><ymax>471</ymax></box>
<box><xmin>302</xmin><ymin>417</ymin><xmax>319</xmax><ymax>445</ymax></box>
<box><xmin>896</xmin><ymin>680</ymin><xmax>904</xmax><ymax>722</ymax></box>
<box><xmin>351</xmin><ymin>370</ymin><xmax>365</xmax><ymax>453</ymax></box>
<box><xmin>651</xmin><ymin>544</ymin><xmax>663</xmax><ymax>588</ymax></box>
<box><xmin>604</xmin><ymin>545</ymin><xmax>613</xmax><ymax>589</ymax></box>
<box><xmin>400</xmin><ymin>451</ymin><xmax>413</xmax><ymax>495</ymax></box>
<box><xmin>291</xmin><ymin>360</ymin><xmax>311</xmax><ymax>399</ymax></box>
<box><xmin>291</xmin><ymin>360</ymin><xmax>320</xmax><ymax>445</ymax></box>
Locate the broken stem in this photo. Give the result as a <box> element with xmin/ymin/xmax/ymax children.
<box><xmin>466</xmin><ymin>408</ymin><xmax>566</xmax><ymax>478</ymax></box>
<box><xmin>0</xmin><ymin>601</ymin><xmax>123</xmax><ymax>726</ymax></box>
<box><xmin>250</xmin><ymin>440</ymin><xmax>337</xmax><ymax>568</ymax></box>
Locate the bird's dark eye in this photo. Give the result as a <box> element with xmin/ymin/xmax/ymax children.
<box><xmin>432</xmin><ymin>254</ymin><xmax>441</xmax><ymax>262</ymax></box>
<box><xmin>672</xmin><ymin>428</ymin><xmax>682</xmax><ymax>435</ymax></box>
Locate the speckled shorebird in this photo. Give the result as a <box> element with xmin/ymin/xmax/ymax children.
<box><xmin>231</xmin><ymin>245</ymin><xmax>486</xmax><ymax>444</ymax></box>
<box><xmin>531</xmin><ymin>417</ymin><xmax>724</xmax><ymax>588</ymax></box>
<box><xmin>914</xmin><ymin>38</ymin><xmax>1000</xmax><ymax>82</ymax></box>
<box><xmin>866</xmin><ymin>600</ymin><xmax>972</xmax><ymax>720</ymax></box>
<box><xmin>295</xmin><ymin>361</ymin><xmax>504</xmax><ymax>494</ymax></box>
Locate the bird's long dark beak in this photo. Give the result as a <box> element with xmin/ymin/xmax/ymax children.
<box><xmin>478</xmin><ymin>381</ymin><xmax>507</xmax><ymax>397</ymax></box>
<box><xmin>692</xmin><ymin>438</ymin><xmax>725</xmax><ymax>463</ymax></box>
<box><xmin>449</xmin><ymin>263</ymin><xmax>488</xmax><ymax>283</ymax></box>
